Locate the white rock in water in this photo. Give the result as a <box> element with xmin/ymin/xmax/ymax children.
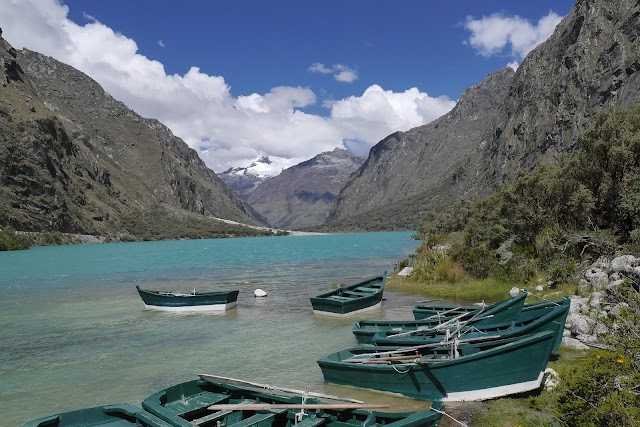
<box><xmin>254</xmin><ymin>289</ymin><xmax>267</xmax><ymax>297</ymax></box>
<box><xmin>509</xmin><ymin>287</ymin><xmax>521</xmax><ymax>296</ymax></box>
<box><xmin>397</xmin><ymin>267</ymin><xmax>414</xmax><ymax>276</ymax></box>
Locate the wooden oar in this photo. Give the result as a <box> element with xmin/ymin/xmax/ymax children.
<box><xmin>198</xmin><ymin>374</ymin><xmax>364</xmax><ymax>404</ymax></box>
<box><xmin>207</xmin><ymin>403</ymin><xmax>389</xmax><ymax>411</ymax></box>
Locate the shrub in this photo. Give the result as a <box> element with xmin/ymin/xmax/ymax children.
<box><xmin>450</xmin><ymin>244</ymin><xmax>502</xmax><ymax>279</ymax></box>
<box><xmin>433</xmin><ymin>257</ymin><xmax>467</xmax><ymax>283</ymax></box>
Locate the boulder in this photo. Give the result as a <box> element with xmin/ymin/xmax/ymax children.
<box><xmin>569</xmin><ymin>296</ymin><xmax>588</xmax><ymax>315</ymax></box>
<box><xmin>562</xmin><ymin>337</ymin><xmax>590</xmax><ymax>350</ymax></box>
<box><xmin>254</xmin><ymin>289</ymin><xmax>267</xmax><ymax>297</ymax></box>
<box><xmin>610</xmin><ymin>255</ymin><xmax>637</xmax><ymax>273</ymax></box>
<box><xmin>589</xmin><ymin>291</ymin><xmax>606</xmax><ymax>309</ymax></box>
<box><xmin>584</xmin><ymin>269</ymin><xmax>609</xmax><ymax>290</ymax></box>
<box><xmin>544</xmin><ymin>368</ymin><xmax>560</xmax><ymax>390</ymax></box>
<box><xmin>563</xmin><ymin>328</ymin><xmax>571</xmax><ymax>337</ymax></box>
<box><xmin>570</xmin><ymin>313</ymin><xmax>592</xmax><ymax>335</ymax></box>
<box><xmin>509</xmin><ymin>287</ymin><xmax>521</xmax><ymax>296</ymax></box>
<box><xmin>397</xmin><ymin>267</ymin><xmax>414</xmax><ymax>277</ymax></box>
<box><xmin>576</xmin><ymin>334</ymin><xmax>598</xmax><ymax>343</ymax></box>
<box><xmin>610</xmin><ymin>302</ymin><xmax>630</xmax><ymax>317</ymax></box>
<box><xmin>607</xmin><ymin>279</ymin><xmax>627</xmax><ymax>291</ymax></box>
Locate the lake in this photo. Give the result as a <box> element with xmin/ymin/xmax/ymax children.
<box><xmin>0</xmin><ymin>231</ymin><xmax>462</xmax><ymax>426</ymax></box>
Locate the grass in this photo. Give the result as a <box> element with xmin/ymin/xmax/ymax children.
<box><xmin>386</xmin><ymin>275</ymin><xmax>516</xmax><ymax>302</ymax></box>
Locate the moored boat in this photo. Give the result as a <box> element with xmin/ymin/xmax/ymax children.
<box><xmin>136</xmin><ymin>286</ymin><xmax>239</xmax><ymax>312</ymax></box>
<box><xmin>21</xmin><ymin>404</ymin><xmax>172</xmax><ymax>427</ymax></box>
<box><xmin>317</xmin><ymin>330</ymin><xmax>556</xmax><ymax>401</ymax></box>
<box><xmin>142</xmin><ymin>375</ymin><xmax>445</xmax><ymax>427</ymax></box>
<box><xmin>353</xmin><ymin>292</ymin><xmax>529</xmax><ymax>344</ymax></box>
<box><xmin>310</xmin><ymin>272</ymin><xmax>387</xmax><ymax>316</ymax></box>
<box><xmin>372</xmin><ymin>296</ymin><xmax>570</xmax><ymax>352</ymax></box>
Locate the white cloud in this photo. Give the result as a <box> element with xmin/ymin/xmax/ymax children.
<box><xmin>0</xmin><ymin>0</ymin><xmax>454</xmax><ymax>172</ymax></box>
<box><xmin>507</xmin><ymin>60</ymin><xmax>519</xmax><ymax>70</ymax></box>
<box><xmin>158</xmin><ymin>39</ymin><xmax>165</xmax><ymax>48</ymax></box>
<box><xmin>464</xmin><ymin>11</ymin><xmax>563</xmax><ymax>60</ymax></box>
<box><xmin>309</xmin><ymin>62</ymin><xmax>359</xmax><ymax>83</ymax></box>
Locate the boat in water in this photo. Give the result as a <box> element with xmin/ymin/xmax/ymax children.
<box><xmin>21</xmin><ymin>404</ymin><xmax>173</xmax><ymax>427</ymax></box>
<box><xmin>310</xmin><ymin>272</ymin><xmax>387</xmax><ymax>316</ymax></box>
<box><xmin>135</xmin><ymin>286</ymin><xmax>239</xmax><ymax>312</ymax></box>
<box><xmin>142</xmin><ymin>374</ymin><xmax>445</xmax><ymax>427</ymax></box>
<box><xmin>318</xmin><ymin>330</ymin><xmax>556</xmax><ymax>402</ymax></box>
<box><xmin>372</xmin><ymin>296</ymin><xmax>570</xmax><ymax>352</ymax></box>
<box><xmin>353</xmin><ymin>292</ymin><xmax>528</xmax><ymax>344</ymax></box>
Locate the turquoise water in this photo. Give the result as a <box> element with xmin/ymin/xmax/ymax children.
<box><xmin>0</xmin><ymin>232</ymin><xmax>444</xmax><ymax>426</ymax></box>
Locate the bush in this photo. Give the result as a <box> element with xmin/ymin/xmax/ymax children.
<box><xmin>0</xmin><ymin>227</ymin><xmax>30</xmax><ymax>251</ymax></box>
<box><xmin>450</xmin><ymin>244</ymin><xmax>502</xmax><ymax>279</ymax></box>
<box><xmin>433</xmin><ymin>257</ymin><xmax>467</xmax><ymax>283</ymax></box>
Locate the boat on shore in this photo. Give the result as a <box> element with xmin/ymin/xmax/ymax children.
<box><xmin>318</xmin><ymin>330</ymin><xmax>556</xmax><ymax>402</ymax></box>
<box><xmin>353</xmin><ymin>292</ymin><xmax>528</xmax><ymax>344</ymax></box>
<box><xmin>135</xmin><ymin>286</ymin><xmax>239</xmax><ymax>312</ymax></box>
<box><xmin>142</xmin><ymin>374</ymin><xmax>445</xmax><ymax>427</ymax></box>
<box><xmin>372</xmin><ymin>296</ymin><xmax>570</xmax><ymax>351</ymax></box>
<box><xmin>21</xmin><ymin>404</ymin><xmax>173</xmax><ymax>427</ymax></box>
<box><xmin>310</xmin><ymin>272</ymin><xmax>387</xmax><ymax>316</ymax></box>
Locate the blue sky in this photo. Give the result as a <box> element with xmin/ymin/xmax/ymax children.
<box><xmin>1</xmin><ymin>0</ymin><xmax>574</xmax><ymax>172</ymax></box>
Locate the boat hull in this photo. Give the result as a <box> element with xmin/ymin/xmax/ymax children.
<box><xmin>142</xmin><ymin>377</ymin><xmax>444</xmax><ymax>427</ymax></box>
<box><xmin>354</xmin><ymin>293</ymin><xmax>530</xmax><ymax>344</ymax></box>
<box><xmin>20</xmin><ymin>404</ymin><xmax>172</xmax><ymax>427</ymax></box>
<box><xmin>372</xmin><ymin>297</ymin><xmax>570</xmax><ymax>352</ymax></box>
<box><xmin>318</xmin><ymin>331</ymin><xmax>555</xmax><ymax>402</ymax></box>
<box><xmin>310</xmin><ymin>273</ymin><xmax>386</xmax><ymax>316</ymax></box>
<box><xmin>136</xmin><ymin>286</ymin><xmax>239</xmax><ymax>312</ymax></box>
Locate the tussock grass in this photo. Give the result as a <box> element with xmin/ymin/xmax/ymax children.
<box><xmin>386</xmin><ymin>275</ymin><xmax>514</xmax><ymax>302</ymax></box>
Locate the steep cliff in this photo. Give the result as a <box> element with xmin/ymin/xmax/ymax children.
<box><xmin>328</xmin><ymin>0</ymin><xmax>640</xmax><ymax>229</ymax></box>
<box><xmin>248</xmin><ymin>148</ymin><xmax>364</xmax><ymax>229</ymax></box>
<box><xmin>0</xmin><ymin>34</ymin><xmax>262</xmax><ymax>240</ymax></box>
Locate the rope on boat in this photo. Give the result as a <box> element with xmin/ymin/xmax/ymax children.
<box><xmin>294</xmin><ymin>390</ymin><xmax>309</xmax><ymax>423</ymax></box>
<box><xmin>391</xmin><ymin>364</ymin><xmax>411</xmax><ymax>373</ymax></box>
<box><xmin>522</xmin><ymin>289</ymin><xmax>561</xmax><ymax>305</ymax></box>
<box><xmin>431</xmin><ymin>407</ymin><xmax>469</xmax><ymax>427</ymax></box>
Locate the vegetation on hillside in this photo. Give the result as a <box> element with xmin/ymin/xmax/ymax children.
<box><xmin>0</xmin><ymin>226</ymin><xmax>30</xmax><ymax>251</ymax></box>
<box><xmin>404</xmin><ymin>106</ymin><xmax>640</xmax><ymax>426</ymax></box>
<box><xmin>412</xmin><ymin>106</ymin><xmax>640</xmax><ymax>287</ymax></box>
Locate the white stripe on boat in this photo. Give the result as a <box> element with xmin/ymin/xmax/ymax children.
<box><xmin>143</xmin><ymin>301</ymin><xmax>238</xmax><ymax>312</ymax></box>
<box><xmin>442</xmin><ymin>371</ymin><xmax>545</xmax><ymax>402</ymax></box>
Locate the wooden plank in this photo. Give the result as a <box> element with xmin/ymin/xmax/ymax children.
<box><xmin>198</xmin><ymin>374</ymin><xmax>364</xmax><ymax>404</ymax></box>
<box><xmin>208</xmin><ymin>404</ymin><xmax>389</xmax><ymax>411</ymax></box>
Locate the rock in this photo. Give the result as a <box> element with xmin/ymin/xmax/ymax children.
<box><xmin>254</xmin><ymin>289</ymin><xmax>267</xmax><ymax>297</ymax></box>
<box><xmin>607</xmin><ymin>279</ymin><xmax>627</xmax><ymax>291</ymax></box>
<box><xmin>569</xmin><ymin>296</ymin><xmax>588</xmax><ymax>315</ymax></box>
<box><xmin>576</xmin><ymin>334</ymin><xmax>598</xmax><ymax>343</ymax></box>
<box><xmin>563</xmin><ymin>328</ymin><xmax>571</xmax><ymax>337</ymax></box>
<box><xmin>610</xmin><ymin>255</ymin><xmax>637</xmax><ymax>273</ymax></box>
<box><xmin>570</xmin><ymin>313</ymin><xmax>592</xmax><ymax>335</ymax></box>
<box><xmin>562</xmin><ymin>337</ymin><xmax>590</xmax><ymax>350</ymax></box>
<box><xmin>610</xmin><ymin>302</ymin><xmax>630</xmax><ymax>317</ymax></box>
<box><xmin>593</xmin><ymin>322</ymin><xmax>609</xmax><ymax>336</ymax></box>
<box><xmin>589</xmin><ymin>291</ymin><xmax>606</xmax><ymax>309</ymax></box>
<box><xmin>496</xmin><ymin>237</ymin><xmax>514</xmax><ymax>265</ymax></box>
<box><xmin>535</xmin><ymin>285</ymin><xmax>544</xmax><ymax>291</ymax></box>
<box><xmin>544</xmin><ymin>368</ymin><xmax>560</xmax><ymax>390</ymax></box>
<box><xmin>578</xmin><ymin>279</ymin><xmax>591</xmax><ymax>295</ymax></box>
<box><xmin>584</xmin><ymin>269</ymin><xmax>609</xmax><ymax>290</ymax></box>
<box><xmin>397</xmin><ymin>267</ymin><xmax>414</xmax><ymax>276</ymax></box>
<box><xmin>509</xmin><ymin>287</ymin><xmax>521</xmax><ymax>296</ymax></box>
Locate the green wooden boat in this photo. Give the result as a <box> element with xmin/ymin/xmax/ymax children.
<box><xmin>310</xmin><ymin>272</ymin><xmax>387</xmax><ymax>316</ymax></box>
<box><xmin>141</xmin><ymin>375</ymin><xmax>444</xmax><ymax>427</ymax></box>
<box><xmin>353</xmin><ymin>292</ymin><xmax>529</xmax><ymax>344</ymax></box>
<box><xmin>372</xmin><ymin>296</ymin><xmax>570</xmax><ymax>352</ymax></box>
<box><xmin>136</xmin><ymin>286</ymin><xmax>239</xmax><ymax>312</ymax></box>
<box><xmin>317</xmin><ymin>330</ymin><xmax>556</xmax><ymax>401</ymax></box>
<box><xmin>412</xmin><ymin>292</ymin><xmax>532</xmax><ymax>320</ymax></box>
<box><xmin>21</xmin><ymin>404</ymin><xmax>173</xmax><ymax>427</ymax></box>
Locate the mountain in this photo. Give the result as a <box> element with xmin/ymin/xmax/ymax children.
<box><xmin>218</xmin><ymin>156</ymin><xmax>284</xmax><ymax>201</ymax></box>
<box><xmin>0</xmin><ymin>32</ymin><xmax>266</xmax><ymax>241</ymax></box>
<box><xmin>327</xmin><ymin>0</ymin><xmax>640</xmax><ymax>230</ymax></box>
<box><xmin>247</xmin><ymin>148</ymin><xmax>364</xmax><ymax>229</ymax></box>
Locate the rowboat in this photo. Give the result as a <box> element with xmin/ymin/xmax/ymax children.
<box><xmin>317</xmin><ymin>330</ymin><xmax>556</xmax><ymax>402</ymax></box>
<box><xmin>352</xmin><ymin>292</ymin><xmax>528</xmax><ymax>344</ymax></box>
<box><xmin>412</xmin><ymin>291</ymin><xmax>531</xmax><ymax>320</ymax></box>
<box><xmin>21</xmin><ymin>404</ymin><xmax>172</xmax><ymax>427</ymax></box>
<box><xmin>142</xmin><ymin>374</ymin><xmax>445</xmax><ymax>427</ymax></box>
<box><xmin>135</xmin><ymin>286</ymin><xmax>239</xmax><ymax>312</ymax></box>
<box><xmin>372</xmin><ymin>296</ymin><xmax>570</xmax><ymax>352</ymax></box>
<box><xmin>310</xmin><ymin>272</ymin><xmax>387</xmax><ymax>316</ymax></box>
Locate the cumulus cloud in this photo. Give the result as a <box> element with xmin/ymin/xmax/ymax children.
<box><xmin>309</xmin><ymin>62</ymin><xmax>359</xmax><ymax>83</ymax></box>
<box><xmin>0</xmin><ymin>0</ymin><xmax>454</xmax><ymax>171</ymax></box>
<box><xmin>464</xmin><ymin>11</ymin><xmax>563</xmax><ymax>61</ymax></box>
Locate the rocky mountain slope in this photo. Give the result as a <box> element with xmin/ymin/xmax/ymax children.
<box><xmin>247</xmin><ymin>148</ymin><xmax>364</xmax><ymax>229</ymax></box>
<box><xmin>0</xmin><ymin>33</ymin><xmax>263</xmax><ymax>240</ymax></box>
<box><xmin>218</xmin><ymin>156</ymin><xmax>282</xmax><ymax>201</ymax></box>
<box><xmin>327</xmin><ymin>0</ymin><xmax>640</xmax><ymax>229</ymax></box>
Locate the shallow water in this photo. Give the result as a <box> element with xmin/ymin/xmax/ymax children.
<box><xmin>0</xmin><ymin>231</ymin><xmax>469</xmax><ymax>426</ymax></box>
